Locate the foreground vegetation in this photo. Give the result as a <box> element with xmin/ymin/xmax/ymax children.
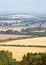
<box><xmin>0</xmin><ymin>50</ymin><xmax>46</xmax><ymax>65</ymax></box>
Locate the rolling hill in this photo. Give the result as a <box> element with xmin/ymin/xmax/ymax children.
<box><xmin>0</xmin><ymin>14</ymin><xmax>46</xmax><ymax>27</ymax></box>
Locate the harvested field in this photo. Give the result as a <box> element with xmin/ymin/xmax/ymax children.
<box><xmin>0</xmin><ymin>37</ymin><xmax>46</xmax><ymax>61</ymax></box>
<box><xmin>1</xmin><ymin>37</ymin><xmax>46</xmax><ymax>46</ymax></box>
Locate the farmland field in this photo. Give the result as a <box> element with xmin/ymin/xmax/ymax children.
<box><xmin>0</xmin><ymin>37</ymin><xmax>46</xmax><ymax>61</ymax></box>
<box><xmin>1</xmin><ymin>37</ymin><xmax>46</xmax><ymax>46</ymax></box>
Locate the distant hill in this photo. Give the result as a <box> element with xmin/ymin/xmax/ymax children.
<box><xmin>0</xmin><ymin>14</ymin><xmax>46</xmax><ymax>27</ymax></box>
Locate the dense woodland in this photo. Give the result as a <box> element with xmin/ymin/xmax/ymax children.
<box><xmin>0</xmin><ymin>50</ymin><xmax>46</xmax><ymax>65</ymax></box>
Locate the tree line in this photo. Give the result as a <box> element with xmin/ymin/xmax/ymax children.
<box><xmin>0</xmin><ymin>27</ymin><xmax>46</xmax><ymax>37</ymax></box>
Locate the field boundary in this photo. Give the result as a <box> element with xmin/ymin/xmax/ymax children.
<box><xmin>0</xmin><ymin>44</ymin><xmax>46</xmax><ymax>48</ymax></box>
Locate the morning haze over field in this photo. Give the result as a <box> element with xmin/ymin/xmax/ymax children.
<box><xmin>0</xmin><ymin>0</ymin><xmax>46</xmax><ymax>65</ymax></box>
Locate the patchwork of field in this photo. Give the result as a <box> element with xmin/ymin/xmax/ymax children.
<box><xmin>1</xmin><ymin>37</ymin><xmax>46</xmax><ymax>46</ymax></box>
<box><xmin>0</xmin><ymin>25</ymin><xmax>46</xmax><ymax>31</ymax></box>
<box><xmin>0</xmin><ymin>37</ymin><xmax>46</xmax><ymax>61</ymax></box>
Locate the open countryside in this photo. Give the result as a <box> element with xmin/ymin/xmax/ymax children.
<box><xmin>0</xmin><ymin>37</ymin><xmax>46</xmax><ymax>61</ymax></box>
<box><xmin>1</xmin><ymin>37</ymin><xmax>46</xmax><ymax>46</ymax></box>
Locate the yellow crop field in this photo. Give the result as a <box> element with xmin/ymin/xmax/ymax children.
<box><xmin>2</xmin><ymin>37</ymin><xmax>46</xmax><ymax>46</ymax></box>
<box><xmin>0</xmin><ymin>46</ymin><xmax>46</xmax><ymax>61</ymax></box>
<box><xmin>0</xmin><ymin>37</ymin><xmax>46</xmax><ymax>61</ymax></box>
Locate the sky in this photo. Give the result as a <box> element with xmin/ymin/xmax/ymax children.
<box><xmin>0</xmin><ymin>0</ymin><xmax>46</xmax><ymax>14</ymax></box>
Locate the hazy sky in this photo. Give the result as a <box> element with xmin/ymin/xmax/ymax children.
<box><xmin>0</xmin><ymin>0</ymin><xmax>46</xmax><ymax>14</ymax></box>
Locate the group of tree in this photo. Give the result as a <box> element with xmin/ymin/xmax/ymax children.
<box><xmin>0</xmin><ymin>50</ymin><xmax>46</xmax><ymax>65</ymax></box>
<box><xmin>0</xmin><ymin>27</ymin><xmax>46</xmax><ymax>37</ymax></box>
<box><xmin>20</xmin><ymin>52</ymin><xmax>46</xmax><ymax>65</ymax></box>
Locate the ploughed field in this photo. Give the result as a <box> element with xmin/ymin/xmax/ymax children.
<box><xmin>0</xmin><ymin>34</ymin><xmax>30</xmax><ymax>40</ymax></box>
<box><xmin>1</xmin><ymin>37</ymin><xmax>46</xmax><ymax>46</ymax></box>
<box><xmin>0</xmin><ymin>37</ymin><xmax>46</xmax><ymax>61</ymax></box>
